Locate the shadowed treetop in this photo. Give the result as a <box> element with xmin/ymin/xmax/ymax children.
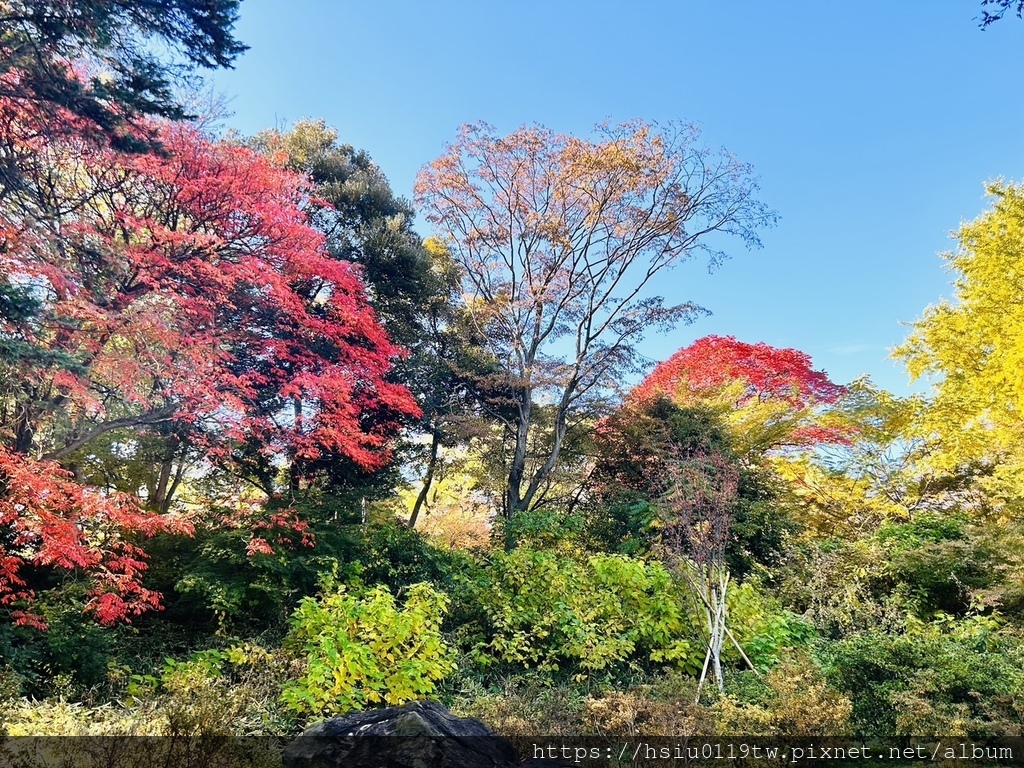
<box><xmin>0</xmin><ymin>0</ymin><xmax>247</xmax><ymax>148</ymax></box>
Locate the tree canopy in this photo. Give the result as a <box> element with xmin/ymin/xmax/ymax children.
<box><xmin>631</xmin><ymin>335</ymin><xmax>848</xmax><ymax>456</ymax></box>
<box><xmin>415</xmin><ymin>120</ymin><xmax>775</xmax><ymax>521</ymax></box>
<box><xmin>0</xmin><ymin>95</ymin><xmax>418</xmax><ymax>626</ymax></box>
<box><xmin>895</xmin><ymin>181</ymin><xmax>1024</xmax><ymax>513</ymax></box>
<box><xmin>252</xmin><ymin>120</ymin><xmax>433</xmax><ymax>349</ymax></box>
<box><xmin>5</xmin><ymin>2</ymin><xmax>1024</xmax><ymax>744</ymax></box>
<box><xmin>979</xmin><ymin>0</ymin><xmax>1024</xmax><ymax>26</ymax></box>
<box><xmin>0</xmin><ymin>0</ymin><xmax>246</xmax><ymax>149</ymax></box>
<box><xmin>250</xmin><ymin>121</ymin><xmax>502</xmax><ymax>521</ymax></box>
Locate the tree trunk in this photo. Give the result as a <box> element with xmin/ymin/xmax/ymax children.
<box><xmin>13</xmin><ymin>398</ymin><xmax>35</xmax><ymax>455</ymax></box>
<box><xmin>409</xmin><ymin>426</ymin><xmax>442</xmax><ymax>529</ymax></box>
<box><xmin>710</xmin><ymin>572</ymin><xmax>727</xmax><ymax>695</ymax></box>
<box><xmin>503</xmin><ymin>387</ymin><xmax>532</xmax><ymax>549</ymax></box>
<box><xmin>161</xmin><ymin>457</ymin><xmax>188</xmax><ymax>514</ymax></box>
<box><xmin>289</xmin><ymin>397</ymin><xmax>303</xmax><ymax>495</ymax></box>
<box><xmin>153</xmin><ymin>457</ymin><xmax>173</xmax><ymax>510</ymax></box>
<box><xmin>692</xmin><ymin>564</ymin><xmax>730</xmax><ymax>702</ymax></box>
<box><xmin>519</xmin><ymin>387</ymin><xmax>573</xmax><ymax>513</ymax></box>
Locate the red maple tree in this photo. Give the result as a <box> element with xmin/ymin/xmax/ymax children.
<box><xmin>0</xmin><ymin>89</ymin><xmax>418</xmax><ymax>626</ymax></box>
<box><xmin>0</xmin><ymin>446</ymin><xmax>192</xmax><ymax>626</ymax></box>
<box><xmin>630</xmin><ymin>335</ymin><xmax>848</xmax><ymax>452</ymax></box>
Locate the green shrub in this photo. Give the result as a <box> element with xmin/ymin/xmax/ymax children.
<box><xmin>0</xmin><ymin>584</ymin><xmax>119</xmax><ymax>699</ymax></box>
<box><xmin>469</xmin><ymin>550</ymin><xmax>697</xmax><ymax>673</ymax></box>
<box><xmin>818</xmin><ymin>620</ymin><xmax>1024</xmax><ymax>738</ymax></box>
<box><xmin>500</xmin><ymin>507</ymin><xmax>585</xmax><ymax>551</ymax></box>
<box><xmin>356</xmin><ymin>523</ymin><xmax>478</xmax><ymax>593</ymax></box>
<box><xmin>147</xmin><ymin>520</ymin><xmax>472</xmax><ymax>636</ymax></box>
<box><xmin>877</xmin><ymin>512</ymin><xmax>999</xmax><ymax>616</ymax></box>
<box><xmin>773</xmin><ymin>537</ymin><xmax>930</xmax><ymax>637</ymax></box>
<box><xmin>776</xmin><ymin>514</ymin><xmax>1007</xmax><ymax>639</ymax></box>
<box><xmin>281</xmin><ymin>582</ymin><xmax>454</xmax><ymax>716</ymax></box>
<box><xmin>726</xmin><ymin>582</ymin><xmax>816</xmax><ymax>670</ymax></box>
<box><xmin>145</xmin><ymin>523</ymin><xmax>345</xmax><ymax>635</ymax></box>
<box><xmin>714</xmin><ymin>658</ymin><xmax>851</xmax><ymax>736</ymax></box>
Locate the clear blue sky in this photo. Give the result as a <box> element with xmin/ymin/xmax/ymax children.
<box><xmin>208</xmin><ymin>0</ymin><xmax>1024</xmax><ymax>396</ymax></box>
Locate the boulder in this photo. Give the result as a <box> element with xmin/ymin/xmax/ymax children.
<box><xmin>282</xmin><ymin>701</ymin><xmax>525</xmax><ymax>768</ymax></box>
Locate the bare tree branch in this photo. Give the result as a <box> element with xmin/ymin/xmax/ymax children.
<box><xmin>415</xmin><ymin>120</ymin><xmax>775</xmax><ymax>527</ymax></box>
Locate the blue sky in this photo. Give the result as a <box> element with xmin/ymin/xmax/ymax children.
<box><xmin>209</xmin><ymin>0</ymin><xmax>1024</xmax><ymax>396</ymax></box>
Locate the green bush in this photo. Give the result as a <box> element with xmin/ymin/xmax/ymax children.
<box><xmin>774</xmin><ymin>514</ymin><xmax>1015</xmax><ymax>648</ymax></box>
<box><xmin>0</xmin><ymin>584</ymin><xmax>119</xmax><ymax>699</ymax></box>
<box><xmin>356</xmin><ymin>523</ymin><xmax>478</xmax><ymax>593</ymax></box>
<box><xmin>726</xmin><ymin>581</ymin><xmax>816</xmax><ymax>670</ymax></box>
<box><xmin>145</xmin><ymin>520</ymin><xmax>472</xmax><ymax>636</ymax></box>
<box><xmin>144</xmin><ymin>517</ymin><xmax>366</xmax><ymax>636</ymax></box>
<box><xmin>468</xmin><ymin>550</ymin><xmax>696</xmax><ymax>673</ymax></box>
<box><xmin>818</xmin><ymin>620</ymin><xmax>1024</xmax><ymax>738</ymax></box>
<box><xmin>281</xmin><ymin>582</ymin><xmax>454</xmax><ymax>716</ymax></box>
<box><xmin>875</xmin><ymin>512</ymin><xmax>999</xmax><ymax>616</ymax></box>
<box><xmin>500</xmin><ymin>507</ymin><xmax>585</xmax><ymax>551</ymax></box>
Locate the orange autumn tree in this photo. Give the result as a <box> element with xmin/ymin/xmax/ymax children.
<box><xmin>630</xmin><ymin>335</ymin><xmax>848</xmax><ymax>458</ymax></box>
<box><xmin>416</xmin><ymin>121</ymin><xmax>774</xmax><ymax>528</ymax></box>
<box><xmin>0</xmin><ymin>94</ymin><xmax>418</xmax><ymax>626</ymax></box>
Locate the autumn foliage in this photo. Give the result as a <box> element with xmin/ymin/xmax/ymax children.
<box><xmin>7</xmin><ymin>6</ymin><xmax>1024</xmax><ymax>746</ymax></box>
<box><xmin>415</xmin><ymin>120</ymin><xmax>773</xmax><ymax>518</ymax></box>
<box><xmin>631</xmin><ymin>335</ymin><xmax>847</xmax><ymax>453</ymax></box>
<box><xmin>0</xmin><ymin>83</ymin><xmax>417</xmax><ymax>626</ymax></box>
<box><xmin>5</xmin><ymin>115</ymin><xmax>417</xmax><ymax>465</ymax></box>
<box><xmin>0</xmin><ymin>447</ymin><xmax>190</xmax><ymax>627</ymax></box>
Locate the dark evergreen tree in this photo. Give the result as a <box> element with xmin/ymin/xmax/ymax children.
<box><xmin>251</xmin><ymin>121</ymin><xmax>505</xmax><ymax>523</ymax></box>
<box><xmin>0</xmin><ymin>0</ymin><xmax>246</xmax><ymax>152</ymax></box>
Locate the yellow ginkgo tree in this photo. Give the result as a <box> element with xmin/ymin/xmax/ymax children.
<box><xmin>895</xmin><ymin>181</ymin><xmax>1024</xmax><ymax>516</ymax></box>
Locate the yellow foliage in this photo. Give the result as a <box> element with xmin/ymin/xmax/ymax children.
<box><xmin>895</xmin><ymin>182</ymin><xmax>1024</xmax><ymax>515</ymax></box>
<box><xmin>392</xmin><ymin>444</ymin><xmax>495</xmax><ymax>549</ymax></box>
<box><xmin>713</xmin><ymin>661</ymin><xmax>851</xmax><ymax>736</ymax></box>
<box><xmin>584</xmin><ymin>678</ymin><xmax>713</xmax><ymax>737</ymax></box>
<box><xmin>2</xmin><ymin>699</ymin><xmax>161</xmax><ymax>736</ymax></box>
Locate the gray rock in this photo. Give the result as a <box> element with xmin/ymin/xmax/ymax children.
<box><xmin>282</xmin><ymin>701</ymin><xmax>524</xmax><ymax>768</ymax></box>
